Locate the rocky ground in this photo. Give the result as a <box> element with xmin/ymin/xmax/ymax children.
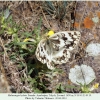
<box><xmin>0</xmin><ymin>1</ymin><xmax>100</xmax><ymax>93</ymax></box>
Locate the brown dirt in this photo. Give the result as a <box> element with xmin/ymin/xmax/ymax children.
<box><xmin>0</xmin><ymin>1</ymin><xmax>100</xmax><ymax>93</ymax></box>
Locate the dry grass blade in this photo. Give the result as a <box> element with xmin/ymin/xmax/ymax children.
<box><xmin>0</xmin><ymin>60</ymin><xmax>11</xmax><ymax>93</ymax></box>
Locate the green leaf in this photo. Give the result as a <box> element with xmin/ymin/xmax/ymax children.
<box><xmin>34</xmin><ymin>88</ymin><xmax>43</xmax><ymax>93</ymax></box>
<box><xmin>4</xmin><ymin>9</ymin><xmax>10</xmax><ymax>19</ymax></box>
<box><xmin>21</xmin><ymin>32</ymin><xmax>33</xmax><ymax>37</ymax></box>
<box><xmin>28</xmin><ymin>68</ymin><xmax>34</xmax><ymax>75</ymax></box>
<box><xmin>45</xmin><ymin>1</ymin><xmax>55</xmax><ymax>11</ymax></box>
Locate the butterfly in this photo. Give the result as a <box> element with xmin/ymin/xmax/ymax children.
<box><xmin>35</xmin><ymin>31</ymin><xmax>81</xmax><ymax>70</ymax></box>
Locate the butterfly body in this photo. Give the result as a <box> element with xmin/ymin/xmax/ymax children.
<box><xmin>35</xmin><ymin>31</ymin><xmax>81</xmax><ymax>70</ymax></box>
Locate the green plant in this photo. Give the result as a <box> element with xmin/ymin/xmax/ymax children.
<box><xmin>42</xmin><ymin>1</ymin><xmax>76</xmax><ymax>21</ymax></box>
<box><xmin>81</xmin><ymin>83</ymin><xmax>99</xmax><ymax>93</ymax></box>
<box><xmin>0</xmin><ymin>9</ymin><xmax>21</xmax><ymax>35</ymax></box>
<box><xmin>55</xmin><ymin>84</ymin><xmax>66</xmax><ymax>93</ymax></box>
<box><xmin>0</xmin><ymin>9</ymin><xmax>65</xmax><ymax>93</ymax></box>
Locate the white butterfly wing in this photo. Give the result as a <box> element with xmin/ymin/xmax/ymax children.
<box><xmin>35</xmin><ymin>31</ymin><xmax>81</xmax><ymax>69</ymax></box>
<box><xmin>35</xmin><ymin>39</ymin><xmax>55</xmax><ymax>69</ymax></box>
<box><xmin>49</xmin><ymin>31</ymin><xmax>80</xmax><ymax>51</ymax></box>
<box><xmin>35</xmin><ymin>39</ymin><xmax>48</xmax><ymax>64</ymax></box>
<box><xmin>49</xmin><ymin>31</ymin><xmax>81</xmax><ymax>64</ymax></box>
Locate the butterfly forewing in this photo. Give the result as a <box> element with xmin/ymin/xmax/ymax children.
<box><xmin>49</xmin><ymin>31</ymin><xmax>80</xmax><ymax>51</ymax></box>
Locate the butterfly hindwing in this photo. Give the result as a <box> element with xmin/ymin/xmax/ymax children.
<box><xmin>35</xmin><ymin>39</ymin><xmax>47</xmax><ymax>64</ymax></box>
